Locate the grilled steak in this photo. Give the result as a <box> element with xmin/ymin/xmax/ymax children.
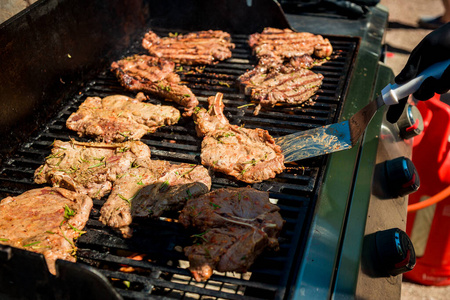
<box><xmin>111</xmin><ymin>55</ymin><xmax>198</xmax><ymax>116</ymax></box>
<box><xmin>238</xmin><ymin>54</ymin><xmax>316</xmax><ymax>91</ymax></box>
<box><xmin>0</xmin><ymin>187</ymin><xmax>93</xmax><ymax>275</ymax></box>
<box><xmin>34</xmin><ymin>140</ymin><xmax>152</xmax><ymax>199</ymax></box>
<box><xmin>100</xmin><ymin>161</ymin><xmax>211</xmax><ymax>238</ymax></box>
<box><xmin>238</xmin><ymin>61</ymin><xmax>324</xmax><ymax>115</ymax></box>
<box><xmin>248</xmin><ymin>27</ymin><xmax>333</xmax><ymax>62</ymax></box>
<box><xmin>179</xmin><ymin>187</ymin><xmax>284</xmax><ymax>282</ymax></box>
<box><xmin>193</xmin><ymin>93</ymin><xmax>285</xmax><ymax>183</ymax></box>
<box><xmin>142</xmin><ymin>30</ymin><xmax>235</xmax><ymax>65</ymax></box>
<box><xmin>66</xmin><ymin>93</ymin><xmax>180</xmax><ymax>142</ymax></box>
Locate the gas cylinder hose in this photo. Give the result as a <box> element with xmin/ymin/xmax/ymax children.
<box><xmin>407</xmin><ymin>185</ymin><xmax>450</xmax><ymax>212</ymax></box>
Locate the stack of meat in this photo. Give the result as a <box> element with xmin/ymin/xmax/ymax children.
<box><xmin>239</xmin><ymin>27</ymin><xmax>332</xmax><ymax>115</ymax></box>
<box><xmin>111</xmin><ymin>30</ymin><xmax>235</xmax><ymax>117</ymax></box>
<box><xmin>179</xmin><ymin>187</ymin><xmax>285</xmax><ymax>281</ymax></box>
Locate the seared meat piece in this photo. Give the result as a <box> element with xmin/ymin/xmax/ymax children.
<box><xmin>248</xmin><ymin>27</ymin><xmax>333</xmax><ymax>62</ymax></box>
<box><xmin>100</xmin><ymin>161</ymin><xmax>211</xmax><ymax>238</ymax></box>
<box><xmin>142</xmin><ymin>30</ymin><xmax>235</xmax><ymax>65</ymax></box>
<box><xmin>179</xmin><ymin>187</ymin><xmax>284</xmax><ymax>282</ymax></box>
<box><xmin>0</xmin><ymin>187</ymin><xmax>92</xmax><ymax>275</ymax></box>
<box><xmin>192</xmin><ymin>93</ymin><xmax>229</xmax><ymax>137</ymax></box>
<box><xmin>250</xmin><ymin>54</ymin><xmax>315</xmax><ymax>75</ymax></box>
<box><xmin>238</xmin><ymin>62</ymin><xmax>324</xmax><ymax>115</ymax></box>
<box><xmin>34</xmin><ymin>140</ymin><xmax>152</xmax><ymax>199</ymax></box>
<box><xmin>111</xmin><ymin>54</ymin><xmax>178</xmax><ymax>83</ymax></box>
<box><xmin>194</xmin><ymin>93</ymin><xmax>285</xmax><ymax>183</ymax></box>
<box><xmin>111</xmin><ymin>55</ymin><xmax>198</xmax><ymax>117</ymax></box>
<box><xmin>66</xmin><ymin>93</ymin><xmax>180</xmax><ymax>142</ymax></box>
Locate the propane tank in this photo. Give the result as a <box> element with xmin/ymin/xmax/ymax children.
<box><xmin>405</xmin><ymin>94</ymin><xmax>450</xmax><ymax>286</ymax></box>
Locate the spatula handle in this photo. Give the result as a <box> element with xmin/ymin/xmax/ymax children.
<box><xmin>381</xmin><ymin>58</ymin><xmax>450</xmax><ymax>106</ymax></box>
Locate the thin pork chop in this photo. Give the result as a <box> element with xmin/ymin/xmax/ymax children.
<box><xmin>248</xmin><ymin>27</ymin><xmax>333</xmax><ymax>62</ymax></box>
<box><xmin>237</xmin><ymin>61</ymin><xmax>324</xmax><ymax>115</ymax></box>
<box><xmin>179</xmin><ymin>187</ymin><xmax>284</xmax><ymax>282</ymax></box>
<box><xmin>100</xmin><ymin>161</ymin><xmax>211</xmax><ymax>238</ymax></box>
<box><xmin>111</xmin><ymin>55</ymin><xmax>198</xmax><ymax>116</ymax></box>
<box><xmin>193</xmin><ymin>93</ymin><xmax>285</xmax><ymax>183</ymax></box>
<box><xmin>142</xmin><ymin>30</ymin><xmax>235</xmax><ymax>65</ymax></box>
<box><xmin>0</xmin><ymin>187</ymin><xmax>92</xmax><ymax>275</ymax></box>
<box><xmin>34</xmin><ymin>140</ymin><xmax>152</xmax><ymax>199</ymax></box>
<box><xmin>66</xmin><ymin>93</ymin><xmax>180</xmax><ymax>142</ymax></box>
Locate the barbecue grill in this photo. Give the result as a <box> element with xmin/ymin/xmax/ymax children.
<box><xmin>0</xmin><ymin>1</ymin><xmax>418</xmax><ymax>299</ymax></box>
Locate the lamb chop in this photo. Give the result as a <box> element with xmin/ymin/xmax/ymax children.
<box><xmin>0</xmin><ymin>187</ymin><xmax>93</xmax><ymax>275</ymax></box>
<box><xmin>34</xmin><ymin>140</ymin><xmax>152</xmax><ymax>199</ymax></box>
<box><xmin>193</xmin><ymin>93</ymin><xmax>285</xmax><ymax>183</ymax></box>
<box><xmin>111</xmin><ymin>55</ymin><xmax>198</xmax><ymax>116</ymax></box>
<box><xmin>248</xmin><ymin>27</ymin><xmax>333</xmax><ymax>63</ymax></box>
<box><xmin>237</xmin><ymin>60</ymin><xmax>324</xmax><ymax>115</ymax></box>
<box><xmin>179</xmin><ymin>187</ymin><xmax>284</xmax><ymax>282</ymax></box>
<box><xmin>100</xmin><ymin>161</ymin><xmax>211</xmax><ymax>238</ymax></box>
<box><xmin>141</xmin><ymin>30</ymin><xmax>235</xmax><ymax>65</ymax></box>
<box><xmin>66</xmin><ymin>93</ymin><xmax>180</xmax><ymax>142</ymax></box>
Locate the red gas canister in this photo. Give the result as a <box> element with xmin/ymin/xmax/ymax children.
<box><xmin>404</xmin><ymin>94</ymin><xmax>450</xmax><ymax>285</ymax></box>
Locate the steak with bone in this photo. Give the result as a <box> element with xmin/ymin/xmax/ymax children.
<box><xmin>111</xmin><ymin>55</ymin><xmax>198</xmax><ymax>116</ymax></box>
<box><xmin>238</xmin><ymin>59</ymin><xmax>324</xmax><ymax>115</ymax></box>
<box><xmin>142</xmin><ymin>30</ymin><xmax>235</xmax><ymax>65</ymax></box>
<box><xmin>193</xmin><ymin>93</ymin><xmax>285</xmax><ymax>183</ymax></box>
<box><xmin>66</xmin><ymin>93</ymin><xmax>180</xmax><ymax>142</ymax></box>
<box><xmin>100</xmin><ymin>161</ymin><xmax>211</xmax><ymax>238</ymax></box>
<box><xmin>179</xmin><ymin>187</ymin><xmax>284</xmax><ymax>282</ymax></box>
<box><xmin>0</xmin><ymin>187</ymin><xmax>93</xmax><ymax>275</ymax></box>
<box><xmin>248</xmin><ymin>27</ymin><xmax>333</xmax><ymax>63</ymax></box>
<box><xmin>34</xmin><ymin>140</ymin><xmax>152</xmax><ymax>199</ymax></box>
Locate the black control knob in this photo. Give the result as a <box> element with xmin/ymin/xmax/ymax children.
<box><xmin>397</xmin><ymin>104</ymin><xmax>424</xmax><ymax>139</ymax></box>
<box><xmin>385</xmin><ymin>156</ymin><xmax>420</xmax><ymax>197</ymax></box>
<box><xmin>375</xmin><ymin>228</ymin><xmax>416</xmax><ymax>276</ymax></box>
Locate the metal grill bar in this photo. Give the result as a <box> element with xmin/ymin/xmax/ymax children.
<box><xmin>0</xmin><ymin>31</ymin><xmax>358</xmax><ymax>300</ymax></box>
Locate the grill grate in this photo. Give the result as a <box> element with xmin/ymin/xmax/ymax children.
<box><xmin>0</xmin><ymin>30</ymin><xmax>358</xmax><ymax>300</ymax></box>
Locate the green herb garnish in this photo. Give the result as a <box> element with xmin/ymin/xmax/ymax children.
<box><xmin>64</xmin><ymin>204</ymin><xmax>76</xmax><ymax>219</ymax></box>
<box><xmin>218</xmin><ymin>81</ymin><xmax>230</xmax><ymax>87</ymax></box>
<box><xmin>67</xmin><ymin>222</ymin><xmax>86</xmax><ymax>235</ymax></box>
<box><xmin>24</xmin><ymin>241</ymin><xmax>41</xmax><ymax>247</ymax></box>
<box><xmin>117</xmin><ymin>147</ymin><xmax>129</xmax><ymax>153</ymax></box>
<box><xmin>159</xmin><ymin>180</ymin><xmax>170</xmax><ymax>192</ymax></box>
<box><xmin>237</xmin><ymin>103</ymin><xmax>255</xmax><ymax>109</ymax></box>
<box><xmin>191</xmin><ymin>231</ymin><xmax>208</xmax><ymax>242</ymax></box>
<box><xmin>119</xmin><ymin>131</ymin><xmax>131</xmax><ymax>138</ymax></box>
<box><xmin>209</xmin><ymin>202</ymin><xmax>221</xmax><ymax>210</ymax></box>
<box><xmin>118</xmin><ymin>194</ymin><xmax>131</xmax><ymax>204</ymax></box>
<box><xmin>88</xmin><ymin>162</ymin><xmax>105</xmax><ymax>169</ymax></box>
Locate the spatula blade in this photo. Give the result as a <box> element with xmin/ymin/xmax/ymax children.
<box><xmin>276</xmin><ymin>121</ymin><xmax>352</xmax><ymax>162</ymax></box>
<box><xmin>276</xmin><ymin>95</ymin><xmax>384</xmax><ymax>162</ymax></box>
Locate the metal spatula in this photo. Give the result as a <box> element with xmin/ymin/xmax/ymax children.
<box><xmin>276</xmin><ymin>59</ymin><xmax>450</xmax><ymax>163</ymax></box>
